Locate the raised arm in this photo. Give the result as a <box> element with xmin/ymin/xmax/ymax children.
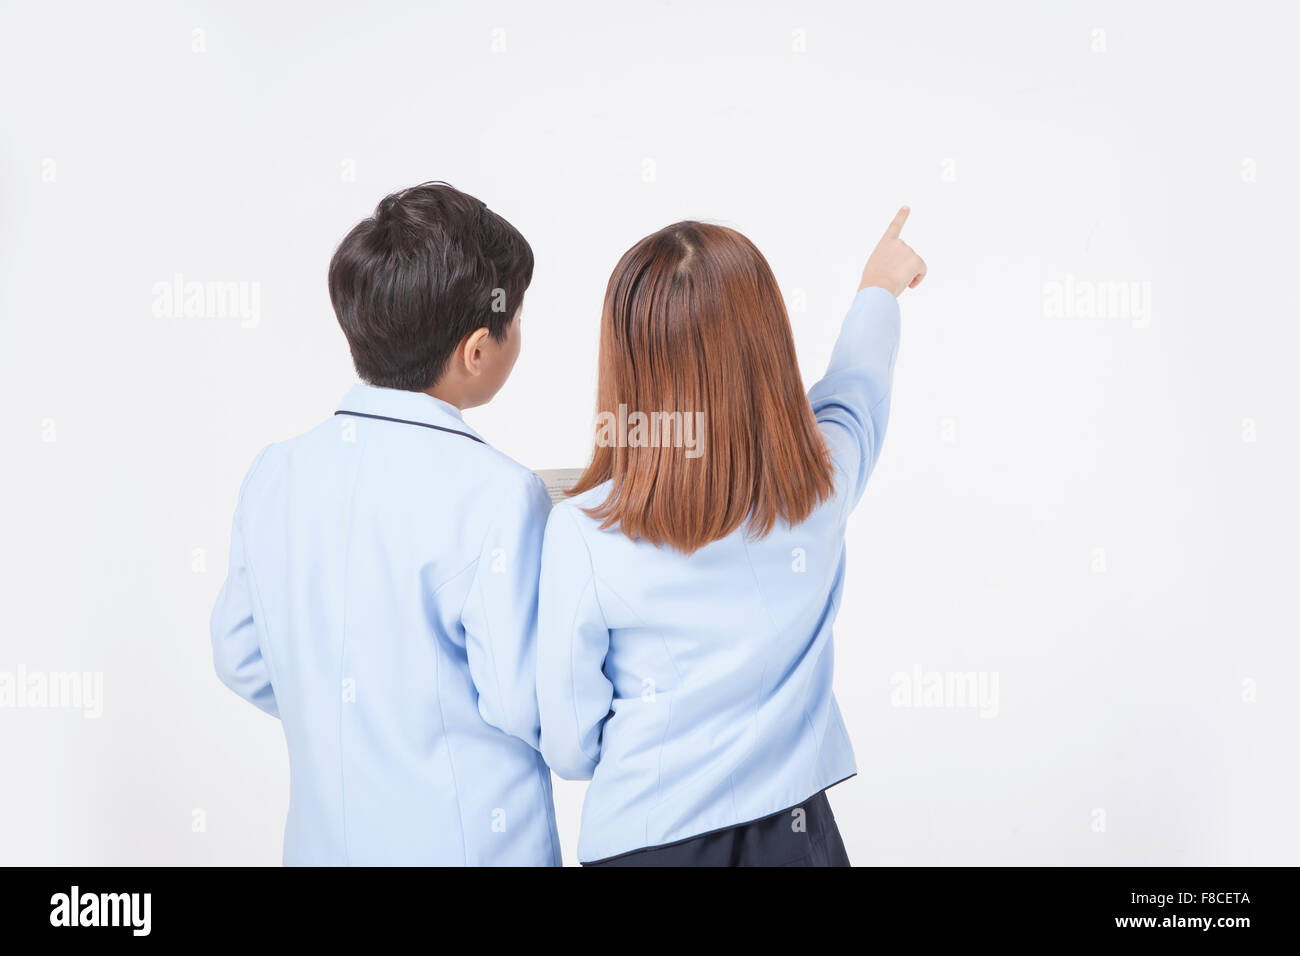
<box><xmin>807</xmin><ymin>206</ymin><xmax>926</xmax><ymax>510</ymax></box>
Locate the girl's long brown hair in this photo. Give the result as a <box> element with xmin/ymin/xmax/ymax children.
<box><xmin>569</xmin><ymin>221</ymin><xmax>835</xmax><ymax>553</ymax></box>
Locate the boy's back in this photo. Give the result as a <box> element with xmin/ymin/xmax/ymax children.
<box><xmin>210</xmin><ymin>183</ymin><xmax>559</xmax><ymax>865</ymax></box>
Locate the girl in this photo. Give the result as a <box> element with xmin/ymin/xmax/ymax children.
<box><xmin>537</xmin><ymin>208</ymin><xmax>925</xmax><ymax>866</ymax></box>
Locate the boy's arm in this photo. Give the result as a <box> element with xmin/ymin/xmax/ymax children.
<box><xmin>536</xmin><ymin>505</ymin><xmax>612</xmax><ymax>781</ymax></box>
<box><xmin>461</xmin><ymin>472</ymin><xmax>553</xmax><ymax>750</ymax></box>
<box><xmin>807</xmin><ymin>206</ymin><xmax>924</xmax><ymax>512</ymax></box>
<box><xmin>211</xmin><ymin>452</ymin><xmax>278</xmax><ymax>717</ymax></box>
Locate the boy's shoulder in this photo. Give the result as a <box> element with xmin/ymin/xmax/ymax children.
<box><xmin>463</xmin><ymin>437</ymin><xmax>543</xmax><ymax>485</ymax></box>
<box><xmin>545</xmin><ymin>480</ymin><xmax>611</xmax><ymax>535</ymax></box>
<box><xmin>424</xmin><ymin>428</ymin><xmax>548</xmax><ymax>502</ymax></box>
<box><xmin>235</xmin><ymin>414</ymin><xmax>548</xmax><ymax>508</ymax></box>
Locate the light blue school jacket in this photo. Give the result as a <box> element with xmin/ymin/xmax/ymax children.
<box><xmin>537</xmin><ymin>286</ymin><xmax>901</xmax><ymax>862</ymax></box>
<box><xmin>211</xmin><ymin>385</ymin><xmax>561</xmax><ymax>866</ymax></box>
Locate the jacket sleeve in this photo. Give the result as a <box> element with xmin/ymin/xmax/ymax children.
<box><xmin>461</xmin><ymin>472</ymin><xmax>553</xmax><ymax>750</ymax></box>
<box><xmin>210</xmin><ymin>448</ymin><xmax>278</xmax><ymax>718</ymax></box>
<box><xmin>806</xmin><ymin>285</ymin><xmax>902</xmax><ymax>513</ymax></box>
<box><xmin>536</xmin><ymin>504</ymin><xmax>612</xmax><ymax>781</ymax></box>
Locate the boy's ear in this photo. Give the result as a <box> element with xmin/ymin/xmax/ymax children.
<box><xmin>457</xmin><ymin>327</ymin><xmax>492</xmax><ymax>377</ymax></box>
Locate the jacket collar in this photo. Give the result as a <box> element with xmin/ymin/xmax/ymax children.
<box><xmin>336</xmin><ymin>384</ymin><xmax>485</xmax><ymax>442</ymax></box>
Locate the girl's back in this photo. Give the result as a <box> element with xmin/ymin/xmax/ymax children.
<box><xmin>543</xmin><ymin>466</ymin><xmax>856</xmax><ymax>862</ymax></box>
<box><xmin>538</xmin><ymin>212</ymin><xmax>924</xmax><ymax>865</ymax></box>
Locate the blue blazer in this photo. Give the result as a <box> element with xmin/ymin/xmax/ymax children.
<box><xmin>211</xmin><ymin>385</ymin><xmax>561</xmax><ymax>865</ymax></box>
<box><xmin>536</xmin><ymin>287</ymin><xmax>901</xmax><ymax>862</ymax></box>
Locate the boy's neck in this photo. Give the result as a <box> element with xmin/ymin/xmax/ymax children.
<box><xmin>424</xmin><ymin>385</ymin><xmax>469</xmax><ymax>412</ymax></box>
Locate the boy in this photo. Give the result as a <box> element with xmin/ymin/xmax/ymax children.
<box><xmin>210</xmin><ymin>182</ymin><xmax>559</xmax><ymax>866</ymax></box>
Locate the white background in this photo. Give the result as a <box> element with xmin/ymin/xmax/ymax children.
<box><xmin>2</xmin><ymin>0</ymin><xmax>1296</xmax><ymax>865</ymax></box>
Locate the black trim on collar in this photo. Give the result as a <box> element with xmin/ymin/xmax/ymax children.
<box><xmin>334</xmin><ymin>410</ymin><xmax>484</xmax><ymax>444</ymax></box>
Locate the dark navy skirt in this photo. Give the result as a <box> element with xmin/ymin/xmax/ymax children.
<box><xmin>583</xmin><ymin>789</ymin><xmax>850</xmax><ymax>867</ymax></box>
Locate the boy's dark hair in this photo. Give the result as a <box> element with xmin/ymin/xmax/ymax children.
<box><xmin>328</xmin><ymin>182</ymin><xmax>533</xmax><ymax>390</ymax></box>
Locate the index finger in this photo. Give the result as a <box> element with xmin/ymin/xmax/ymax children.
<box><xmin>882</xmin><ymin>205</ymin><xmax>910</xmax><ymax>241</ymax></box>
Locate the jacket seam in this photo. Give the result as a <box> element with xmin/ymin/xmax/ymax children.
<box><xmin>335</xmin><ymin>436</ymin><xmax>367</xmax><ymax>865</ymax></box>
